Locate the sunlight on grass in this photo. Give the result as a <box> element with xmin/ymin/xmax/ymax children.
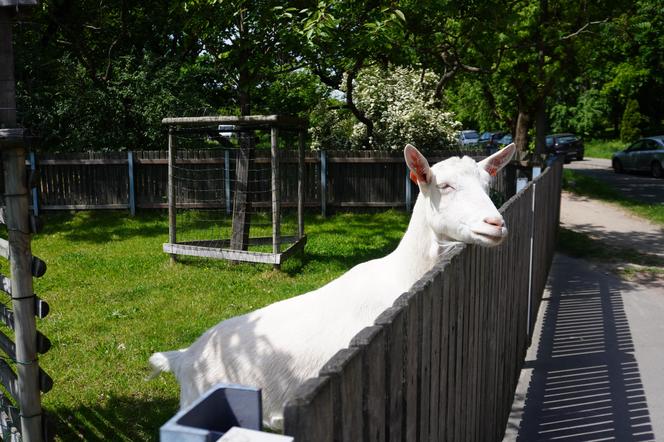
<box><xmin>584</xmin><ymin>139</ymin><xmax>627</xmax><ymax>159</ymax></box>
<box><xmin>27</xmin><ymin>210</ymin><xmax>409</xmax><ymax>441</ymax></box>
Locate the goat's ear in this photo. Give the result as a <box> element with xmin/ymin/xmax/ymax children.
<box><xmin>404</xmin><ymin>144</ymin><xmax>432</xmax><ymax>184</ymax></box>
<box><xmin>479</xmin><ymin>143</ymin><xmax>516</xmax><ymax>177</ymax></box>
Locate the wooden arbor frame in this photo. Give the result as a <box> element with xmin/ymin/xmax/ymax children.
<box><xmin>161</xmin><ymin>115</ymin><xmax>308</xmax><ymax>267</ymax></box>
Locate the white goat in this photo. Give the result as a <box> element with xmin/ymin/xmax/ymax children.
<box><xmin>149</xmin><ymin>143</ymin><xmax>516</xmax><ymax>429</ymax></box>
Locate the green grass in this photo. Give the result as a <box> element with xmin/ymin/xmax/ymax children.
<box><xmin>583</xmin><ymin>139</ymin><xmax>628</xmax><ymax>159</ymax></box>
<box><xmin>563</xmin><ymin>169</ymin><xmax>664</xmax><ymax>226</ymax></box>
<box><xmin>10</xmin><ymin>210</ymin><xmax>409</xmax><ymax>441</ymax></box>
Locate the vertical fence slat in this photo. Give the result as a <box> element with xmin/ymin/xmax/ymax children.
<box><xmin>283</xmin><ymin>376</ymin><xmax>334</xmax><ymax>442</ymax></box>
<box><xmin>375</xmin><ymin>305</ymin><xmax>406</xmax><ymax>442</ymax></box>
<box><xmin>350</xmin><ymin>326</ymin><xmax>386</xmax><ymax>442</ymax></box>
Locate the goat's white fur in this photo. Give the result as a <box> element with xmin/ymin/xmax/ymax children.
<box><xmin>149</xmin><ymin>143</ymin><xmax>516</xmax><ymax>429</ymax></box>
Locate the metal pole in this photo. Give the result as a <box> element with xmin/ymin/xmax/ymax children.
<box><xmin>127</xmin><ymin>151</ymin><xmax>135</xmax><ymax>216</ymax></box>
<box><xmin>168</xmin><ymin>128</ymin><xmax>176</xmax><ymax>264</ymax></box>
<box><xmin>1</xmin><ymin>9</ymin><xmax>43</xmax><ymax>441</ymax></box>
<box><xmin>224</xmin><ymin>149</ymin><xmax>231</xmax><ymax>215</ymax></box>
<box><xmin>320</xmin><ymin>150</ymin><xmax>327</xmax><ymax>217</ymax></box>
<box><xmin>405</xmin><ymin>167</ymin><xmax>412</xmax><ymax>212</ymax></box>
<box><xmin>29</xmin><ymin>151</ymin><xmax>38</xmax><ymax>217</ymax></box>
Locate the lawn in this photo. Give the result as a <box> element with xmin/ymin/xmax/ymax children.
<box><xmin>8</xmin><ymin>210</ymin><xmax>409</xmax><ymax>441</ymax></box>
<box><xmin>583</xmin><ymin>139</ymin><xmax>627</xmax><ymax>159</ymax></box>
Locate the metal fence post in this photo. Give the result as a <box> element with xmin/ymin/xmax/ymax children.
<box><xmin>526</xmin><ymin>182</ymin><xmax>536</xmax><ymax>338</ymax></box>
<box><xmin>127</xmin><ymin>150</ymin><xmax>135</xmax><ymax>216</ymax></box>
<box><xmin>225</xmin><ymin>149</ymin><xmax>231</xmax><ymax>215</ymax></box>
<box><xmin>29</xmin><ymin>151</ymin><xmax>39</xmax><ymax>216</ymax></box>
<box><xmin>320</xmin><ymin>150</ymin><xmax>327</xmax><ymax>217</ymax></box>
<box><xmin>405</xmin><ymin>167</ymin><xmax>412</xmax><ymax>212</ymax></box>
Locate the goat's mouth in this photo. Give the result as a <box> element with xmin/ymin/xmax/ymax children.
<box><xmin>470</xmin><ymin>227</ymin><xmax>507</xmax><ymax>246</ymax></box>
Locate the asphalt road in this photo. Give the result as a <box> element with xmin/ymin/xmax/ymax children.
<box><xmin>565</xmin><ymin>157</ymin><xmax>664</xmax><ymax>205</ymax></box>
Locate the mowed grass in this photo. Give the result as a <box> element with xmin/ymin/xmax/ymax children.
<box><xmin>10</xmin><ymin>210</ymin><xmax>409</xmax><ymax>441</ymax></box>
<box><xmin>583</xmin><ymin>139</ymin><xmax>628</xmax><ymax>159</ymax></box>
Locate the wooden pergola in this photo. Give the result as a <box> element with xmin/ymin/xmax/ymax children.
<box><xmin>161</xmin><ymin>115</ymin><xmax>308</xmax><ymax>267</ymax></box>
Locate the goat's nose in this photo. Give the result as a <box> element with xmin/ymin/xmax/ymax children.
<box><xmin>484</xmin><ymin>216</ymin><xmax>504</xmax><ymax>228</ymax></box>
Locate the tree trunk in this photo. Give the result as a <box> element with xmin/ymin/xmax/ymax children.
<box><xmin>514</xmin><ymin>109</ymin><xmax>531</xmax><ymax>156</ymax></box>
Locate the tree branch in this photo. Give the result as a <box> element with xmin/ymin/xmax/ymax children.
<box><xmin>561</xmin><ymin>18</ymin><xmax>608</xmax><ymax>40</ymax></box>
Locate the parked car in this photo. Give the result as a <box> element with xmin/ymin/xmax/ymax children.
<box><xmin>458</xmin><ymin>130</ymin><xmax>480</xmax><ymax>146</ymax></box>
<box><xmin>479</xmin><ymin>131</ymin><xmax>511</xmax><ymax>154</ymax></box>
<box><xmin>612</xmin><ymin>135</ymin><xmax>664</xmax><ymax>178</ymax></box>
<box><xmin>545</xmin><ymin>133</ymin><xmax>584</xmax><ymax>162</ymax></box>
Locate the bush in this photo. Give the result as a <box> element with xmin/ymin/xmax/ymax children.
<box><xmin>620</xmin><ymin>99</ymin><xmax>644</xmax><ymax>143</ymax></box>
<box><xmin>311</xmin><ymin>66</ymin><xmax>461</xmax><ymax>150</ymax></box>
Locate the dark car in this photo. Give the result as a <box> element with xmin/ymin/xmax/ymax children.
<box><xmin>612</xmin><ymin>135</ymin><xmax>664</xmax><ymax>178</ymax></box>
<box><xmin>546</xmin><ymin>133</ymin><xmax>584</xmax><ymax>162</ymax></box>
<box><xmin>479</xmin><ymin>131</ymin><xmax>510</xmax><ymax>154</ymax></box>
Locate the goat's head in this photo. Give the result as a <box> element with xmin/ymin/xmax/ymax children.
<box><xmin>405</xmin><ymin>143</ymin><xmax>516</xmax><ymax>247</ymax></box>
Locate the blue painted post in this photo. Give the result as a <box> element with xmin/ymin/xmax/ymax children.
<box><xmin>320</xmin><ymin>150</ymin><xmax>327</xmax><ymax>217</ymax></box>
<box><xmin>29</xmin><ymin>151</ymin><xmax>38</xmax><ymax>216</ymax></box>
<box><xmin>225</xmin><ymin>149</ymin><xmax>232</xmax><ymax>215</ymax></box>
<box><xmin>405</xmin><ymin>167</ymin><xmax>412</xmax><ymax>212</ymax></box>
<box><xmin>127</xmin><ymin>151</ymin><xmax>136</xmax><ymax>216</ymax></box>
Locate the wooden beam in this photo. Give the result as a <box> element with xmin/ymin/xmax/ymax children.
<box><xmin>161</xmin><ymin>114</ymin><xmax>307</xmax><ymax>129</ymax></box>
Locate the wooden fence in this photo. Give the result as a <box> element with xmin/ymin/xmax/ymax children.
<box><xmin>7</xmin><ymin>148</ymin><xmax>507</xmax><ymax>215</ymax></box>
<box><xmin>282</xmin><ymin>161</ymin><xmax>563</xmax><ymax>442</ymax></box>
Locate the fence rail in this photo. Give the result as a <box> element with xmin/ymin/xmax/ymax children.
<box><xmin>283</xmin><ymin>161</ymin><xmax>563</xmax><ymax>441</ymax></box>
<box><xmin>2</xmin><ymin>149</ymin><xmax>507</xmax><ymax>214</ymax></box>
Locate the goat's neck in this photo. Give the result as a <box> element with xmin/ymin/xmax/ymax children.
<box><xmin>389</xmin><ymin>195</ymin><xmax>460</xmax><ymax>282</ymax></box>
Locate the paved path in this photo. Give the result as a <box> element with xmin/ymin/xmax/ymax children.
<box><xmin>566</xmin><ymin>158</ymin><xmax>664</xmax><ymax>205</ymax></box>
<box><xmin>505</xmin><ymin>162</ymin><xmax>664</xmax><ymax>441</ymax></box>
<box><xmin>504</xmin><ymin>255</ymin><xmax>663</xmax><ymax>441</ymax></box>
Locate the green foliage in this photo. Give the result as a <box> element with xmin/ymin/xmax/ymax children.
<box><xmin>27</xmin><ymin>210</ymin><xmax>409</xmax><ymax>440</ymax></box>
<box><xmin>620</xmin><ymin>99</ymin><xmax>644</xmax><ymax>142</ymax></box>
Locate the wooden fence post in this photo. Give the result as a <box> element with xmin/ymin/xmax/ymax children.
<box><xmin>2</xmin><ymin>146</ymin><xmax>43</xmax><ymax>442</ymax></box>
<box><xmin>127</xmin><ymin>151</ymin><xmax>135</xmax><ymax>216</ymax></box>
<box><xmin>1</xmin><ymin>8</ymin><xmax>43</xmax><ymax>440</ymax></box>
<box><xmin>320</xmin><ymin>150</ymin><xmax>327</xmax><ymax>217</ymax></box>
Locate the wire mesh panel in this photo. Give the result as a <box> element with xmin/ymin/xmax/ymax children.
<box><xmin>162</xmin><ymin>116</ymin><xmax>307</xmax><ymax>266</ymax></box>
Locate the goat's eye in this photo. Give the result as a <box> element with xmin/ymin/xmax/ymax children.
<box><xmin>437</xmin><ymin>183</ymin><xmax>454</xmax><ymax>191</ymax></box>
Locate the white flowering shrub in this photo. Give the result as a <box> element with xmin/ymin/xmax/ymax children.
<box><xmin>350</xmin><ymin>66</ymin><xmax>461</xmax><ymax>150</ymax></box>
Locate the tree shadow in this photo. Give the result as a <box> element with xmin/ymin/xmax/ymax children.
<box><xmin>46</xmin><ymin>395</ymin><xmax>178</xmax><ymax>441</ymax></box>
<box><xmin>40</xmin><ymin>211</ymin><xmax>167</xmax><ymax>244</ymax></box>
<box><xmin>513</xmin><ymin>255</ymin><xmax>655</xmax><ymax>441</ymax></box>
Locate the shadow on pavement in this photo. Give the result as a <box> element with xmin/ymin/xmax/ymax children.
<box><xmin>514</xmin><ymin>256</ymin><xmax>655</xmax><ymax>441</ymax></box>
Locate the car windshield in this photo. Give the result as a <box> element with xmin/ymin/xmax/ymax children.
<box><xmin>463</xmin><ymin>131</ymin><xmax>479</xmax><ymax>139</ymax></box>
<box><xmin>558</xmin><ymin>135</ymin><xmax>577</xmax><ymax>143</ymax></box>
